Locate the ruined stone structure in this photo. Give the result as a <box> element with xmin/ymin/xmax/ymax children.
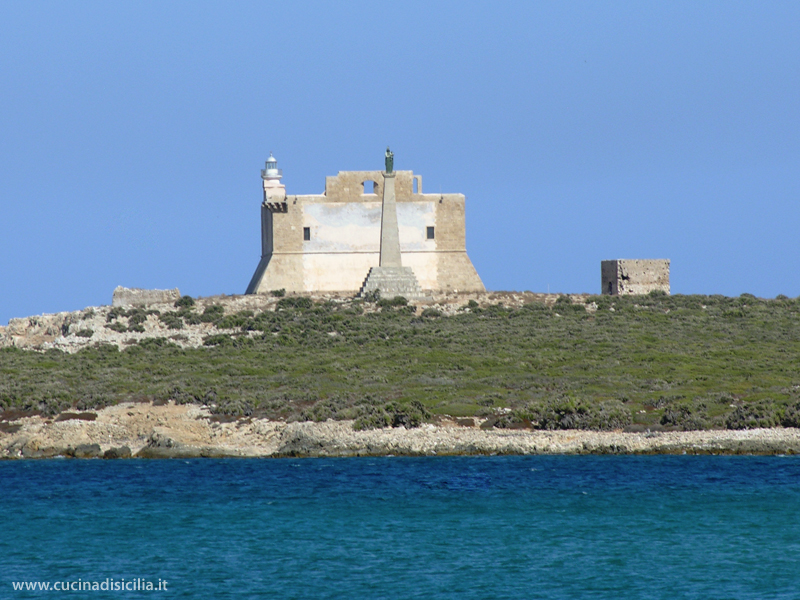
<box><xmin>112</xmin><ymin>286</ymin><xmax>181</xmax><ymax>307</ymax></box>
<box><xmin>601</xmin><ymin>259</ymin><xmax>670</xmax><ymax>296</ymax></box>
<box><xmin>246</xmin><ymin>154</ymin><xmax>484</xmax><ymax>296</ymax></box>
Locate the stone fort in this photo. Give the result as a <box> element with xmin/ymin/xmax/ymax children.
<box><xmin>246</xmin><ymin>153</ymin><xmax>484</xmax><ymax>297</ymax></box>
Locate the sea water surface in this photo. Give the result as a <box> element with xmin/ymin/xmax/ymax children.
<box><xmin>2</xmin><ymin>455</ymin><xmax>799</xmax><ymax>599</ymax></box>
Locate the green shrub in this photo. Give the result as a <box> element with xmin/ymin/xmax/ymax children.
<box><xmin>362</xmin><ymin>290</ymin><xmax>380</xmax><ymax>303</ymax></box>
<box><xmin>554</xmin><ymin>303</ymin><xmax>586</xmax><ymax>314</ymax></box>
<box><xmin>782</xmin><ymin>402</ymin><xmax>800</xmax><ymax>428</ymax></box>
<box><xmin>300</xmin><ymin>395</ymin><xmax>430</xmax><ymax>430</ymax></box>
<box><xmin>725</xmin><ymin>400</ymin><xmax>781</xmax><ymax>429</ymax></box>
<box><xmin>277</xmin><ymin>296</ymin><xmax>313</xmax><ymax>311</ymax></box>
<box><xmin>39</xmin><ymin>395</ymin><xmax>72</xmax><ymax>416</ymax></box>
<box><xmin>217</xmin><ymin>311</ymin><xmax>254</xmax><ymax>330</ymax></box>
<box><xmin>501</xmin><ymin>397</ymin><xmax>631</xmax><ymax>431</ymax></box>
<box><xmin>105</xmin><ymin>321</ymin><xmax>127</xmax><ymax>333</ymax></box>
<box><xmin>660</xmin><ymin>398</ymin><xmax>710</xmax><ymax>430</ymax></box>
<box><xmin>183</xmin><ymin>312</ymin><xmax>202</xmax><ymax>325</ymax></box>
<box><xmin>174</xmin><ymin>295</ymin><xmax>195</xmax><ymax>308</ymax></box>
<box><xmin>213</xmin><ymin>398</ymin><xmax>254</xmax><ymax>416</ymax></box>
<box><xmin>203</xmin><ymin>334</ymin><xmax>232</xmax><ymax>347</ymax></box>
<box><xmin>421</xmin><ymin>308</ymin><xmax>442</xmax><ymax>318</ymax></box>
<box><xmin>75</xmin><ymin>329</ymin><xmax>94</xmax><ymax>338</ymax></box>
<box><xmin>590</xmin><ymin>400</ymin><xmax>632</xmax><ymax>430</ymax></box>
<box><xmin>270</xmin><ymin>289</ymin><xmax>286</xmax><ymax>297</ymax></box>
<box><xmin>378</xmin><ymin>296</ymin><xmax>408</xmax><ymax>308</ymax></box>
<box><xmin>159</xmin><ymin>312</ymin><xmax>184</xmax><ymax>330</ymax></box>
<box><xmin>76</xmin><ymin>393</ymin><xmax>113</xmax><ymax>411</ymax></box>
<box><xmin>137</xmin><ymin>337</ymin><xmax>178</xmax><ymax>350</ymax></box>
<box><xmin>520</xmin><ymin>302</ymin><xmax>551</xmax><ymax>313</ymax></box>
<box><xmin>199</xmin><ymin>304</ymin><xmax>225</xmax><ymax>323</ymax></box>
<box><xmin>106</xmin><ymin>307</ymin><xmax>127</xmax><ymax>322</ymax></box>
<box><xmin>126</xmin><ymin>309</ymin><xmax>150</xmax><ymax>326</ymax></box>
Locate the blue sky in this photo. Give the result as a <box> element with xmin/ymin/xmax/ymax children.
<box><xmin>2</xmin><ymin>1</ymin><xmax>799</xmax><ymax>323</ymax></box>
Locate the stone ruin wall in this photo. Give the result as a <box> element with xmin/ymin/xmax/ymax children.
<box><xmin>112</xmin><ymin>286</ymin><xmax>181</xmax><ymax>307</ymax></box>
<box><xmin>601</xmin><ymin>259</ymin><xmax>670</xmax><ymax>296</ymax></box>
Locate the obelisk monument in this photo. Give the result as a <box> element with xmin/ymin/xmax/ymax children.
<box><xmin>379</xmin><ymin>148</ymin><xmax>402</xmax><ymax>267</ymax></box>
<box><xmin>358</xmin><ymin>148</ymin><xmax>424</xmax><ymax>300</ymax></box>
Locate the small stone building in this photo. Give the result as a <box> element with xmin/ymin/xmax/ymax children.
<box><xmin>246</xmin><ymin>154</ymin><xmax>484</xmax><ymax>295</ymax></box>
<box><xmin>601</xmin><ymin>259</ymin><xmax>670</xmax><ymax>296</ymax></box>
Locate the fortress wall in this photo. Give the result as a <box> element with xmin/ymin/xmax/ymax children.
<box><xmin>435</xmin><ymin>252</ymin><xmax>485</xmax><ymax>292</ymax></box>
<box><xmin>433</xmin><ymin>194</ymin><xmax>467</xmax><ymax>251</ymax></box>
<box><xmin>301</xmin><ymin>252</ymin><xmax>380</xmax><ymax>291</ymax></box>
<box><xmin>248</xmin><ymin>169</ymin><xmax>484</xmax><ymax>295</ymax></box>
<box><xmin>248</xmin><ymin>254</ymin><xmax>306</xmax><ymax>294</ymax></box>
<box><xmin>271</xmin><ymin>198</ymin><xmax>304</xmax><ymax>253</ymax></box>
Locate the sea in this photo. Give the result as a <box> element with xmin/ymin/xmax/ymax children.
<box><xmin>2</xmin><ymin>455</ymin><xmax>799</xmax><ymax>599</ymax></box>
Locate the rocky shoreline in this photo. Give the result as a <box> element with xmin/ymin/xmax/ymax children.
<box><xmin>2</xmin><ymin>402</ymin><xmax>800</xmax><ymax>459</ymax></box>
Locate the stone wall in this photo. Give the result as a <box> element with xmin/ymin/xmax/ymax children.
<box><xmin>112</xmin><ymin>286</ymin><xmax>181</xmax><ymax>307</ymax></box>
<box><xmin>247</xmin><ymin>169</ymin><xmax>484</xmax><ymax>295</ymax></box>
<box><xmin>601</xmin><ymin>260</ymin><xmax>670</xmax><ymax>295</ymax></box>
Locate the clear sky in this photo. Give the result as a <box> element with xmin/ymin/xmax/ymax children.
<box><xmin>2</xmin><ymin>1</ymin><xmax>799</xmax><ymax>324</ymax></box>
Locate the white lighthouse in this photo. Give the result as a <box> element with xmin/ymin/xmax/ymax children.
<box><xmin>261</xmin><ymin>152</ymin><xmax>285</xmax><ymax>203</ymax></box>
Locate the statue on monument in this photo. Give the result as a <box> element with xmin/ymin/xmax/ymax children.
<box><xmin>385</xmin><ymin>147</ymin><xmax>394</xmax><ymax>174</ymax></box>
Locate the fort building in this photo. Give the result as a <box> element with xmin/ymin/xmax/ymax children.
<box><xmin>246</xmin><ymin>153</ymin><xmax>484</xmax><ymax>296</ymax></box>
<box><xmin>601</xmin><ymin>259</ymin><xmax>670</xmax><ymax>296</ymax></box>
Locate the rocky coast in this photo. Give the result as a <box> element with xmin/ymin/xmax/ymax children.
<box><xmin>3</xmin><ymin>401</ymin><xmax>799</xmax><ymax>459</ymax></box>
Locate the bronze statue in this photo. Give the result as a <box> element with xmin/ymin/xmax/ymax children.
<box><xmin>385</xmin><ymin>147</ymin><xmax>394</xmax><ymax>174</ymax></box>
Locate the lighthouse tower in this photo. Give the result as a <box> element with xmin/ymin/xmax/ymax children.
<box><xmin>246</xmin><ymin>153</ymin><xmax>289</xmax><ymax>294</ymax></box>
<box><xmin>261</xmin><ymin>152</ymin><xmax>286</xmax><ymax>203</ymax></box>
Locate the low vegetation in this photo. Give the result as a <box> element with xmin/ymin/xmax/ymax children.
<box><xmin>2</xmin><ymin>292</ymin><xmax>800</xmax><ymax>431</ymax></box>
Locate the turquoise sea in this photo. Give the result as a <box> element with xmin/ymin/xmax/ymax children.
<box><xmin>2</xmin><ymin>456</ymin><xmax>799</xmax><ymax>599</ymax></box>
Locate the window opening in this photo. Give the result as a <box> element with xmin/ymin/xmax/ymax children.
<box><xmin>303</xmin><ymin>227</ymin><xmax>311</xmax><ymax>241</ymax></box>
<box><xmin>426</xmin><ymin>226</ymin><xmax>435</xmax><ymax>240</ymax></box>
<box><xmin>363</xmin><ymin>180</ymin><xmax>376</xmax><ymax>194</ymax></box>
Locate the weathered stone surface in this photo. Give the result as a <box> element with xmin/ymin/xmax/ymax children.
<box><xmin>378</xmin><ymin>172</ymin><xmax>402</xmax><ymax>268</ymax></box>
<box><xmin>103</xmin><ymin>446</ymin><xmax>132</xmax><ymax>459</ymax></box>
<box><xmin>20</xmin><ymin>442</ymin><xmax>63</xmax><ymax>459</ymax></box>
<box><xmin>71</xmin><ymin>443</ymin><xmax>102</xmax><ymax>458</ymax></box>
<box><xmin>112</xmin><ymin>286</ymin><xmax>181</xmax><ymax>307</ymax></box>
<box><xmin>601</xmin><ymin>259</ymin><xmax>670</xmax><ymax>295</ymax></box>
<box><xmin>359</xmin><ymin>266</ymin><xmax>425</xmax><ymax>300</ymax></box>
<box><xmin>247</xmin><ymin>166</ymin><xmax>485</xmax><ymax>295</ymax></box>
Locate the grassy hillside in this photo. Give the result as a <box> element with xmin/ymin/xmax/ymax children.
<box><xmin>2</xmin><ymin>292</ymin><xmax>800</xmax><ymax>431</ymax></box>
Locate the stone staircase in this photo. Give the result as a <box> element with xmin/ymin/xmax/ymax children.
<box><xmin>358</xmin><ymin>266</ymin><xmax>426</xmax><ymax>301</ymax></box>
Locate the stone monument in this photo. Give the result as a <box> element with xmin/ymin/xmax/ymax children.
<box><xmin>358</xmin><ymin>149</ymin><xmax>425</xmax><ymax>300</ymax></box>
